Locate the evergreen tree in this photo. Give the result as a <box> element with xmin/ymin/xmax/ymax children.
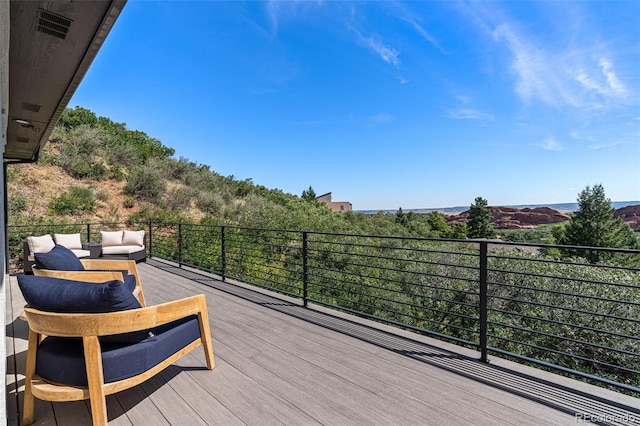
<box><xmin>426</xmin><ymin>211</ymin><xmax>452</xmax><ymax>237</ymax></box>
<box><xmin>557</xmin><ymin>184</ymin><xmax>639</xmax><ymax>263</ymax></box>
<box><xmin>301</xmin><ymin>186</ymin><xmax>317</xmax><ymax>201</ymax></box>
<box><xmin>467</xmin><ymin>197</ymin><xmax>496</xmax><ymax>239</ymax></box>
<box><xmin>395</xmin><ymin>207</ymin><xmax>408</xmax><ymax>227</ymax></box>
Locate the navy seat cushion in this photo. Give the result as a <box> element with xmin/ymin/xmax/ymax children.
<box><xmin>17</xmin><ymin>274</ymin><xmax>141</xmax><ymax>313</ymax></box>
<box><xmin>34</xmin><ymin>244</ymin><xmax>85</xmax><ymax>271</ymax></box>
<box><xmin>36</xmin><ymin>315</ymin><xmax>201</xmax><ymax>386</ymax></box>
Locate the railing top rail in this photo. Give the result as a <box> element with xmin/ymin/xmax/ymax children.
<box><xmin>13</xmin><ymin>221</ymin><xmax>640</xmax><ymax>255</ymax></box>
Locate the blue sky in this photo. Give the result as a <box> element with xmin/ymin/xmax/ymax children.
<box><xmin>70</xmin><ymin>1</ymin><xmax>640</xmax><ymax>211</ymax></box>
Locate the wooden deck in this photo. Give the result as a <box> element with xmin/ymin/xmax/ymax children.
<box><xmin>6</xmin><ymin>260</ymin><xmax>640</xmax><ymax>425</ymax></box>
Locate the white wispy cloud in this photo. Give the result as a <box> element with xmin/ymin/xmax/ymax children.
<box><xmin>492</xmin><ymin>24</ymin><xmax>559</xmax><ymax>106</ymax></box>
<box><xmin>265</xmin><ymin>0</ymin><xmax>325</xmax><ymax>36</ymax></box>
<box><xmin>359</xmin><ymin>34</ymin><xmax>400</xmax><ymax>66</ymax></box>
<box><xmin>539</xmin><ymin>137</ymin><xmax>564</xmax><ymax>151</ymax></box>
<box><xmin>482</xmin><ymin>6</ymin><xmax>632</xmax><ymax>112</ymax></box>
<box><xmin>385</xmin><ymin>1</ymin><xmax>445</xmax><ymax>54</ymax></box>
<box><xmin>573</xmin><ymin>58</ymin><xmax>628</xmax><ymax>101</ymax></box>
<box><xmin>588</xmin><ymin>140</ymin><xmax>626</xmax><ymax>150</ymax></box>
<box><xmin>447</xmin><ymin>108</ymin><xmax>495</xmax><ymax>121</ymax></box>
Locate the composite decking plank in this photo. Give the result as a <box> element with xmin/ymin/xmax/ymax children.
<box><xmin>140</xmin><ymin>265</ymin><xmax>545</xmax><ymax>425</ymax></box>
<box><xmin>100</xmin><ymin>396</ymin><xmax>134</xmax><ymax>426</ymax></box>
<box><xmin>184</xmin><ymin>354</ymin><xmax>320</xmax><ymax>426</ymax></box>
<box><xmin>144</xmin><ymin>281</ymin><xmax>390</xmax><ymax>424</ymax></box>
<box><xmin>51</xmin><ymin>401</ymin><xmax>93</xmax><ymax>426</ymax></box>
<box><xmin>113</xmin><ymin>385</ymin><xmax>171</xmax><ymax>425</ymax></box>
<box><xmin>145</xmin><ymin>270</ymin><xmax>430</xmax><ymax>424</ymax></box>
<box><xmin>208</xmin><ymin>300</ymin><xmax>572</xmax><ymax>425</ymax></box>
<box><xmin>208</xmin><ymin>328</ymin><xmax>420</xmax><ymax>425</ymax></box>
<box><xmin>157</xmin><ymin>366</ymin><xmax>245</xmax><ymax>426</ymax></box>
<box><xmin>184</xmin><ymin>284</ymin><xmax>548</xmax><ymax>426</ymax></box>
<box><xmin>138</xmin><ymin>373</ymin><xmax>209</xmax><ymax>425</ymax></box>
<box><xmin>141</xmin><ymin>267</ymin><xmax>560</xmax><ymax>424</ymax></box>
<box><xmin>200</xmin><ymin>296</ymin><xmax>454</xmax><ymax>425</ymax></box>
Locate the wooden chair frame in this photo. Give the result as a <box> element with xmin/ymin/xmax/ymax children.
<box><xmin>22</xmin><ymin>294</ymin><xmax>215</xmax><ymax>426</ymax></box>
<box><xmin>33</xmin><ymin>259</ymin><xmax>146</xmax><ymax>306</ymax></box>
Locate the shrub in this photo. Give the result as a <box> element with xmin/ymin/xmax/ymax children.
<box><xmin>90</xmin><ymin>162</ymin><xmax>107</xmax><ymax>180</ymax></box>
<box><xmin>95</xmin><ymin>188</ymin><xmax>110</xmax><ymax>202</ymax></box>
<box><xmin>124</xmin><ymin>166</ymin><xmax>166</xmax><ymax>200</ymax></box>
<box><xmin>49</xmin><ymin>186</ymin><xmax>95</xmax><ymax>215</ymax></box>
<box><xmin>127</xmin><ymin>202</ymin><xmax>187</xmax><ymax>224</ymax></box>
<box><xmin>108</xmin><ymin>163</ymin><xmax>126</xmax><ymax>181</ymax></box>
<box><xmin>62</xmin><ymin>154</ymin><xmax>93</xmax><ymax>178</ymax></box>
<box><xmin>6</xmin><ymin>167</ymin><xmax>18</xmax><ymax>183</ymax></box>
<box><xmin>104</xmin><ymin>141</ymin><xmax>141</xmax><ymax>167</ymax></box>
<box><xmin>123</xmin><ymin>196</ymin><xmax>136</xmax><ymax>209</ymax></box>
<box><xmin>8</xmin><ymin>195</ymin><xmax>27</xmax><ymax>215</ymax></box>
<box><xmin>162</xmin><ymin>187</ymin><xmax>196</xmax><ymax>211</ymax></box>
<box><xmin>195</xmin><ymin>191</ymin><xmax>224</xmax><ymax>216</ymax></box>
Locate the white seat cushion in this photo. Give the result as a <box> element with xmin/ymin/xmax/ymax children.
<box><xmin>70</xmin><ymin>249</ymin><xmax>91</xmax><ymax>258</ymax></box>
<box><xmin>27</xmin><ymin>235</ymin><xmax>55</xmax><ymax>255</ymax></box>
<box><xmin>101</xmin><ymin>245</ymin><xmax>145</xmax><ymax>255</ymax></box>
<box><xmin>54</xmin><ymin>233</ymin><xmax>83</xmax><ymax>250</ymax></box>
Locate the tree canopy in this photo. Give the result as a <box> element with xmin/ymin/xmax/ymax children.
<box><xmin>467</xmin><ymin>197</ymin><xmax>496</xmax><ymax>239</ymax></box>
<box><xmin>556</xmin><ymin>184</ymin><xmax>639</xmax><ymax>262</ymax></box>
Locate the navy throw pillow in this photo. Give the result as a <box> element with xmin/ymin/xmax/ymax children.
<box><xmin>17</xmin><ymin>274</ymin><xmax>141</xmax><ymax>313</ymax></box>
<box><xmin>34</xmin><ymin>244</ymin><xmax>85</xmax><ymax>271</ymax></box>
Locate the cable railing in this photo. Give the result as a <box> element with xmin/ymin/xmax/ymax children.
<box><xmin>7</xmin><ymin>222</ymin><xmax>640</xmax><ymax>394</ymax></box>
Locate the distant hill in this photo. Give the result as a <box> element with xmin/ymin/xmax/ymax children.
<box><xmin>357</xmin><ymin>201</ymin><xmax>640</xmax><ymax>215</ymax></box>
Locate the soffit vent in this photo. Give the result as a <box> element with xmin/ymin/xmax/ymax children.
<box><xmin>22</xmin><ymin>103</ymin><xmax>42</xmax><ymax>113</ymax></box>
<box><xmin>16</xmin><ymin>137</ymin><xmax>30</xmax><ymax>143</ymax></box>
<box><xmin>37</xmin><ymin>9</ymin><xmax>72</xmax><ymax>40</ymax></box>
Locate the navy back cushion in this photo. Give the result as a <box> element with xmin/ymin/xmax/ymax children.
<box><xmin>17</xmin><ymin>274</ymin><xmax>141</xmax><ymax>313</ymax></box>
<box><xmin>17</xmin><ymin>275</ymin><xmax>150</xmax><ymax>343</ymax></box>
<box><xmin>34</xmin><ymin>244</ymin><xmax>85</xmax><ymax>271</ymax></box>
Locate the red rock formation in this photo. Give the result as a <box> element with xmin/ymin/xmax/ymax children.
<box><xmin>444</xmin><ymin>204</ymin><xmax>640</xmax><ymax>230</ymax></box>
<box><xmin>614</xmin><ymin>205</ymin><xmax>640</xmax><ymax>229</ymax></box>
<box><xmin>446</xmin><ymin>206</ymin><xmax>570</xmax><ymax>229</ymax></box>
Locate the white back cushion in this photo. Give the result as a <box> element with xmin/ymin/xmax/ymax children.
<box><xmin>122</xmin><ymin>230</ymin><xmax>145</xmax><ymax>247</ymax></box>
<box><xmin>27</xmin><ymin>235</ymin><xmax>55</xmax><ymax>254</ymax></box>
<box><xmin>54</xmin><ymin>233</ymin><xmax>83</xmax><ymax>250</ymax></box>
<box><xmin>100</xmin><ymin>230</ymin><xmax>123</xmax><ymax>247</ymax></box>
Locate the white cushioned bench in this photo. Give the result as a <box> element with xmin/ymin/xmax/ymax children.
<box><xmin>100</xmin><ymin>230</ymin><xmax>146</xmax><ymax>262</ymax></box>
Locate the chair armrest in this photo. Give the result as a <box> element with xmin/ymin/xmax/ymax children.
<box><xmin>80</xmin><ymin>259</ymin><xmax>137</xmax><ymax>273</ymax></box>
<box><xmin>23</xmin><ymin>294</ymin><xmax>209</xmax><ymax>337</ymax></box>
<box><xmin>32</xmin><ymin>269</ymin><xmax>125</xmax><ymax>282</ymax></box>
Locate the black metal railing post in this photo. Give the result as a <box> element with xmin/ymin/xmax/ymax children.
<box><xmin>148</xmin><ymin>221</ymin><xmax>153</xmax><ymax>258</ymax></box>
<box><xmin>479</xmin><ymin>240</ymin><xmax>489</xmax><ymax>362</ymax></box>
<box><xmin>221</xmin><ymin>226</ymin><xmax>226</xmax><ymax>282</ymax></box>
<box><xmin>178</xmin><ymin>223</ymin><xmax>183</xmax><ymax>268</ymax></box>
<box><xmin>302</xmin><ymin>231</ymin><xmax>308</xmax><ymax>307</ymax></box>
<box><xmin>86</xmin><ymin>223</ymin><xmax>91</xmax><ymax>242</ymax></box>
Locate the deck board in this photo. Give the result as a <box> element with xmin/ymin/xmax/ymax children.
<box><xmin>6</xmin><ymin>259</ymin><xmax>640</xmax><ymax>425</ymax></box>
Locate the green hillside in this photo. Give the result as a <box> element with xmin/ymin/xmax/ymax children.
<box><xmin>7</xmin><ymin>106</ymin><xmax>437</xmax><ymax>238</ymax></box>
